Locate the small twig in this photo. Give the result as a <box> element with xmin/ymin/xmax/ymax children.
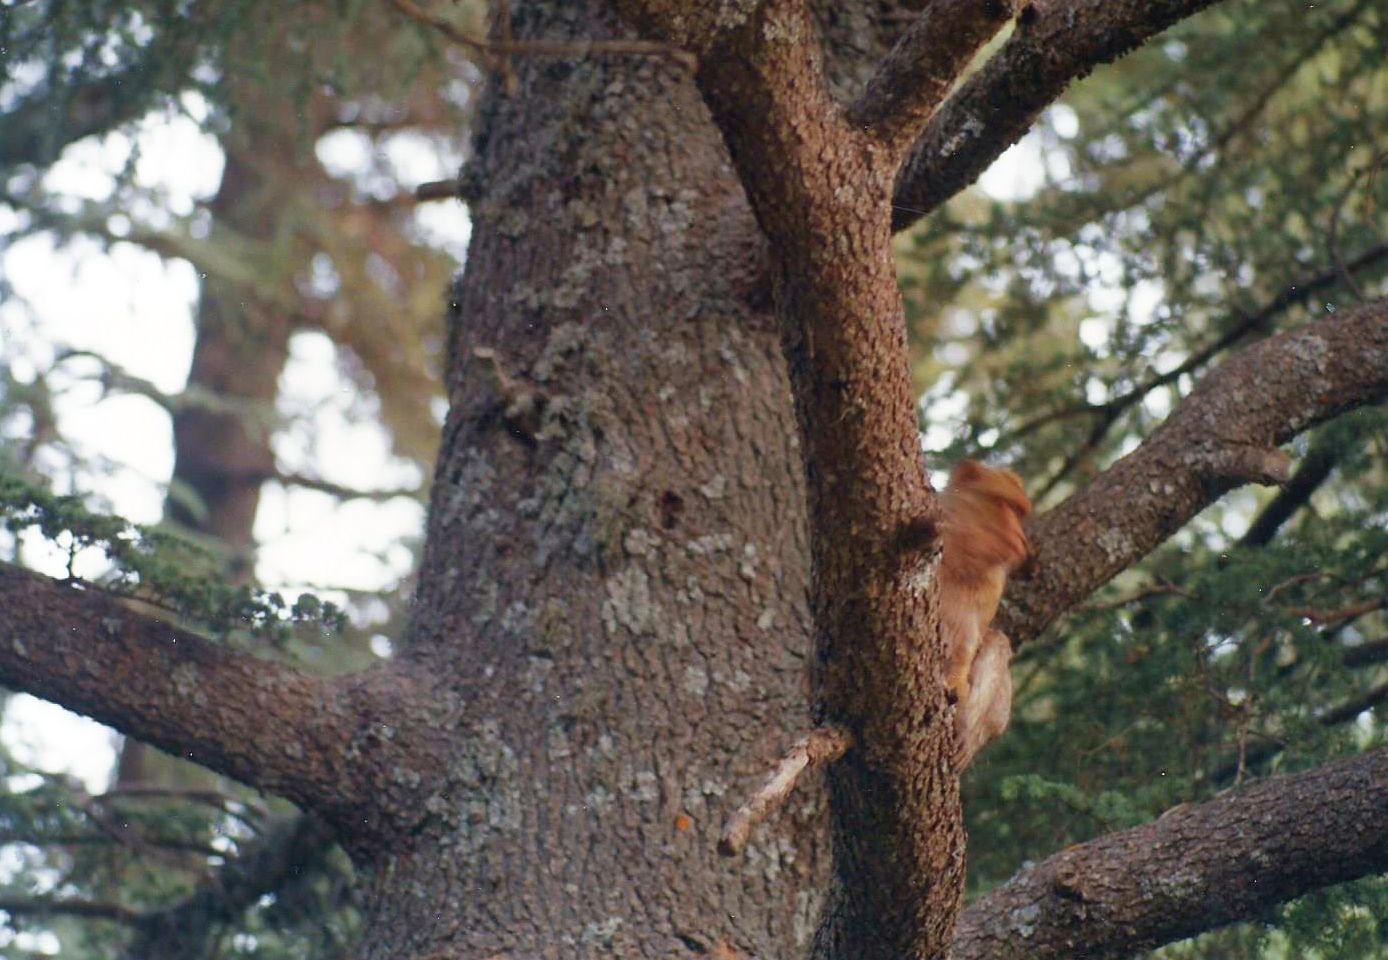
<box><xmin>73</xmin><ymin>795</ymin><xmax>139</xmax><ymax>851</ymax></box>
<box><xmin>1328</xmin><ymin>148</ymin><xmax>1388</xmax><ymax>302</ymax></box>
<box><xmin>718</xmin><ymin>726</ymin><xmax>852</xmax><ymax>857</ymax></box>
<box><xmin>1032</xmin><ymin>408</ymin><xmax>1116</xmax><ymax>502</ymax></box>
<box><xmin>1328</xmin><ymin>183</ymin><xmax>1365</xmax><ymax>303</ymax></box>
<box><xmin>0</xmin><ymin>896</ymin><xmax>143</xmax><ymax>926</ymax></box>
<box><xmin>415</xmin><ymin>178</ymin><xmax>459</xmax><ymax>202</ymax></box>
<box><xmin>272</xmin><ymin>470</ymin><xmax>423</xmax><ymax>503</ymax></box>
<box><xmin>97</xmin><ymin>782</ymin><xmax>270</xmax><ymax>822</ymax></box>
<box><xmin>1019</xmin><ymin>577</ymin><xmax>1186</xmax><ymax>666</ymax></box>
<box><xmin>1262</xmin><ymin>571</ymin><xmax>1333</xmax><ymax>605</ymax></box>
<box><xmin>72</xmin><ymin>794</ymin><xmax>216</xmax><ymax>867</ymax></box>
<box><xmin>1283</xmin><ymin>596</ymin><xmax>1387</xmax><ymax>627</ymax></box>
<box><xmin>1233</xmin><ymin>642</ymin><xmax>1259</xmax><ymax>786</ymax></box>
<box><xmin>19</xmin><ymin>831</ymin><xmax>221</xmax><ymax>857</ymax></box>
<box><xmin>472</xmin><ymin>346</ymin><xmax>544</xmax><ymax>441</ymax></box>
<box><xmin>1208</xmin><ymin>678</ymin><xmax>1388</xmax><ymax>784</ymax></box>
<box><xmin>1080</xmin><ymin>579</ymin><xmax>1190</xmax><ymax>613</ymax></box>
<box><xmin>1009</xmin><ymin>241</ymin><xmax>1388</xmax><ymax>467</ymax></box>
<box><xmin>386</xmin><ymin>0</ymin><xmax>696</xmax><ymax>72</ymax></box>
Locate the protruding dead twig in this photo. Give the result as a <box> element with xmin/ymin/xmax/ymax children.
<box><xmin>472</xmin><ymin>346</ymin><xmax>544</xmax><ymax>442</ymax></box>
<box><xmin>415</xmin><ymin>178</ymin><xmax>459</xmax><ymax>202</ymax></box>
<box><xmin>718</xmin><ymin>726</ymin><xmax>852</xmax><ymax>857</ymax></box>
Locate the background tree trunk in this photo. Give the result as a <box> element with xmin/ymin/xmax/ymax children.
<box><xmin>165</xmin><ymin>148</ymin><xmax>290</xmax><ymax>581</ymax></box>
<box><xmin>118</xmin><ymin>147</ymin><xmax>290</xmax><ymax>789</ymax></box>
<box><xmin>356</xmin><ymin>4</ymin><xmax>828</xmax><ymax>957</ymax></box>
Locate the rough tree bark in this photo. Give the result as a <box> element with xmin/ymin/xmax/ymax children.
<box><xmin>1001</xmin><ymin>298</ymin><xmax>1388</xmax><ymax>646</ymax></box>
<box><xmin>362</xmin><ymin>5</ymin><xmax>829</xmax><ymax>954</ymax></box>
<box><xmin>6</xmin><ymin>2</ymin><xmax>1388</xmax><ymax>959</ymax></box>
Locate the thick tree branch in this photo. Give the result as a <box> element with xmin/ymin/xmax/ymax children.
<box><xmin>1002</xmin><ymin>298</ymin><xmax>1388</xmax><ymax>645</ymax></box>
<box><xmin>692</xmin><ymin>0</ymin><xmax>869</xmax><ymax>250</ymax></box>
<box><xmin>0</xmin><ymin>563</ymin><xmax>386</xmax><ymax>831</ymax></box>
<box><xmin>655</xmin><ymin>3</ymin><xmax>963</xmax><ymax>957</ymax></box>
<box><xmin>610</xmin><ymin>0</ymin><xmax>760</xmax><ymax>53</ymax></box>
<box><xmin>954</xmin><ymin>747</ymin><xmax>1388</xmax><ymax>960</ymax></box>
<box><xmin>892</xmin><ymin>0</ymin><xmax>1224</xmax><ymax>230</ymax></box>
<box><xmin>846</xmin><ymin>0</ymin><xmax>1019</xmax><ymax>155</ymax></box>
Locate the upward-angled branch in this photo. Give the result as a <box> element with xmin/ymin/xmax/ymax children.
<box><xmin>645</xmin><ymin>3</ymin><xmax>965</xmax><ymax>957</ymax></box>
<box><xmin>692</xmin><ymin>1</ymin><xmax>866</xmax><ymax>250</ymax></box>
<box><xmin>893</xmin><ymin>0</ymin><xmax>1225</xmax><ymax>230</ymax></box>
<box><xmin>0</xmin><ymin>563</ymin><xmax>387</xmax><ymax>833</ymax></box>
<box><xmin>954</xmin><ymin>746</ymin><xmax>1388</xmax><ymax>960</ymax></box>
<box><xmin>847</xmin><ymin>0</ymin><xmax>1020</xmax><ymax>154</ymax></box>
<box><xmin>1002</xmin><ymin>298</ymin><xmax>1388</xmax><ymax>645</ymax></box>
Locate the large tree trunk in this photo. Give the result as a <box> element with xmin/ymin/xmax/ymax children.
<box><xmin>356</xmin><ymin>4</ymin><xmax>827</xmax><ymax>957</ymax></box>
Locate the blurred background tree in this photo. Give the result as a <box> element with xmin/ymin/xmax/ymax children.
<box><xmin>0</xmin><ymin>0</ymin><xmax>1385</xmax><ymax>957</ymax></box>
<box><xmin>1</xmin><ymin>1</ymin><xmax>478</xmax><ymax>956</ymax></box>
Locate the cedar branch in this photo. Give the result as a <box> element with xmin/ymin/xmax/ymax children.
<box><xmin>1011</xmin><ymin>242</ymin><xmax>1388</xmax><ymax>447</ymax></box>
<box><xmin>954</xmin><ymin>747</ymin><xmax>1388</xmax><ymax>960</ymax></box>
<box><xmin>847</xmin><ymin>0</ymin><xmax>1020</xmax><ymax>155</ymax></box>
<box><xmin>686</xmin><ymin>4</ymin><xmax>962</xmax><ymax>957</ymax></box>
<box><xmin>893</xmin><ymin>0</ymin><xmax>1226</xmax><ymax>231</ymax></box>
<box><xmin>0</xmin><ymin>563</ymin><xmax>383</xmax><ymax>829</ymax></box>
<box><xmin>1002</xmin><ymin>298</ymin><xmax>1388</xmax><ymax>645</ymax></box>
<box><xmin>1208</xmin><ymin>678</ymin><xmax>1388</xmax><ymax>785</ymax></box>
